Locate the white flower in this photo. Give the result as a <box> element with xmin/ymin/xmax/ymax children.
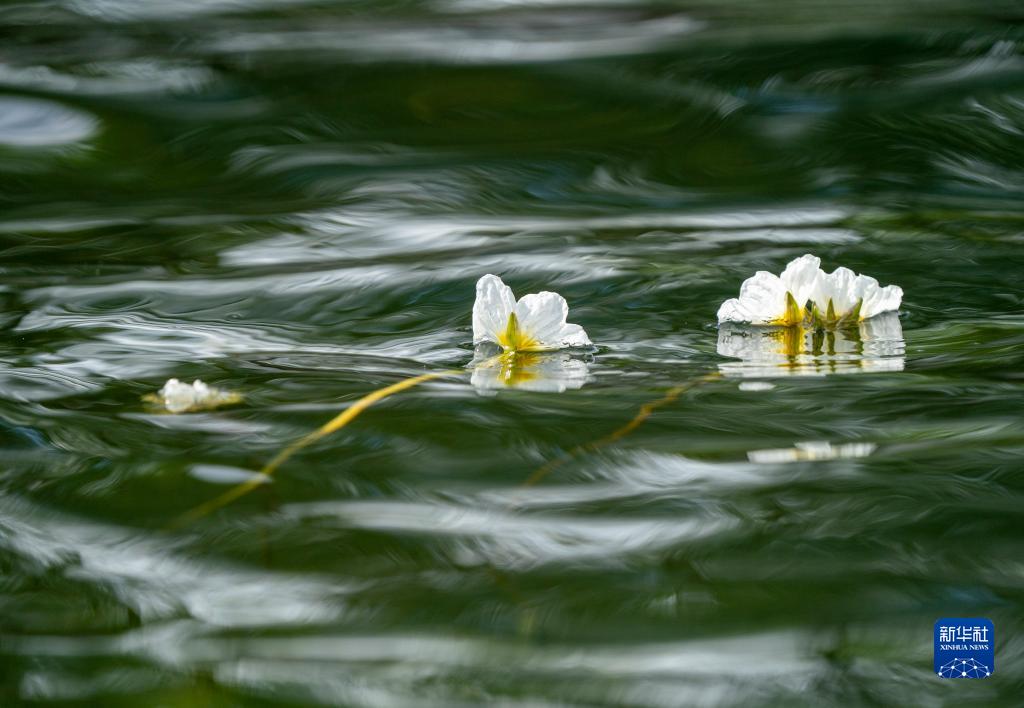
<box><xmin>472</xmin><ymin>274</ymin><xmax>591</xmax><ymax>352</ymax></box>
<box><xmin>717</xmin><ymin>254</ymin><xmax>902</xmax><ymax>326</ymax></box>
<box><xmin>146</xmin><ymin>378</ymin><xmax>242</xmax><ymax>414</ymax></box>
<box><xmin>470</xmin><ymin>352</ymin><xmax>589</xmax><ymax>394</ymax></box>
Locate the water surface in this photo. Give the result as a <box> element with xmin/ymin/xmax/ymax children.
<box><xmin>2</xmin><ymin>0</ymin><xmax>1024</xmax><ymax>705</ymax></box>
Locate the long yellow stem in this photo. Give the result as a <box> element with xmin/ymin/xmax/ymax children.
<box><xmin>171</xmin><ymin>369</ymin><xmax>460</xmax><ymax>529</ymax></box>
<box><xmin>524</xmin><ymin>372</ymin><xmax>720</xmax><ymax>487</ymax></box>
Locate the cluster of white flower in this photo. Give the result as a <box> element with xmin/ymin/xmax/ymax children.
<box><xmin>716</xmin><ymin>254</ymin><xmax>903</xmax><ymax>327</ymax></box>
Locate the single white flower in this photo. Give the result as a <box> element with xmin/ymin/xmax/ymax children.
<box><xmin>470</xmin><ymin>351</ymin><xmax>589</xmax><ymax>394</ymax></box>
<box><xmin>717</xmin><ymin>254</ymin><xmax>902</xmax><ymax>326</ymax></box>
<box><xmin>472</xmin><ymin>274</ymin><xmax>591</xmax><ymax>352</ymax></box>
<box><xmin>145</xmin><ymin>378</ymin><xmax>242</xmax><ymax>414</ymax></box>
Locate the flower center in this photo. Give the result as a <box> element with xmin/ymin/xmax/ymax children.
<box><xmin>772</xmin><ymin>293</ymin><xmax>864</xmax><ymax>328</ymax></box>
<box><xmin>770</xmin><ymin>292</ymin><xmax>806</xmax><ymax>327</ymax></box>
<box><xmin>497</xmin><ymin>312</ymin><xmax>540</xmax><ymax>352</ymax></box>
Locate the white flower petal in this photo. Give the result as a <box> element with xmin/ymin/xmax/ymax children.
<box><xmin>853</xmin><ymin>273</ymin><xmax>879</xmax><ymax>297</ymax></box>
<box><xmin>514</xmin><ymin>291</ymin><xmax>592</xmax><ymax>350</ymax></box>
<box><xmin>810</xmin><ymin>267</ymin><xmax>903</xmax><ymax>320</ymax></box>
<box><xmin>778</xmin><ymin>254</ymin><xmax>822</xmax><ymax>307</ymax></box>
<box><xmin>861</xmin><ymin>283</ymin><xmax>903</xmax><ymax>319</ymax></box>
<box><xmin>717</xmin><ymin>271</ymin><xmax>787</xmax><ymax>324</ymax></box>
<box><xmin>715</xmin><ymin>297</ymin><xmax>746</xmax><ymax>323</ymax></box>
<box><xmin>472</xmin><ymin>274</ymin><xmax>516</xmax><ymax>345</ymax></box>
<box><xmin>557</xmin><ymin>323</ymin><xmax>592</xmax><ymax>348</ymax></box>
<box><xmin>813</xmin><ymin>266</ymin><xmax>859</xmax><ymax>315</ymax></box>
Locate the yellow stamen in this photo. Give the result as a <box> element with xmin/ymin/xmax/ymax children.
<box><xmin>771</xmin><ymin>291</ymin><xmax>805</xmax><ymax>327</ymax></box>
<box><xmin>497</xmin><ymin>311</ymin><xmax>541</xmax><ymax>352</ymax></box>
<box><xmin>774</xmin><ymin>294</ymin><xmax>864</xmax><ymax>329</ymax></box>
<box><xmin>170</xmin><ymin>369</ymin><xmax>459</xmax><ymax>529</ymax></box>
<box><xmin>848</xmin><ymin>297</ymin><xmax>863</xmax><ymax>323</ymax></box>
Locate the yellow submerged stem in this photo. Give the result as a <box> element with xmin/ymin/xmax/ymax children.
<box><xmin>523</xmin><ymin>372</ymin><xmax>721</xmax><ymax>487</ymax></box>
<box><xmin>170</xmin><ymin>369</ymin><xmax>460</xmax><ymax>529</ymax></box>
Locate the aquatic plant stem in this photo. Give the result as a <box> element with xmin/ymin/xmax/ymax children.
<box><xmin>523</xmin><ymin>372</ymin><xmax>721</xmax><ymax>487</ymax></box>
<box><xmin>171</xmin><ymin>369</ymin><xmax>460</xmax><ymax>529</ymax></box>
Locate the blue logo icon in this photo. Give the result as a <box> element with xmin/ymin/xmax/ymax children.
<box><xmin>934</xmin><ymin>618</ymin><xmax>994</xmax><ymax>678</ymax></box>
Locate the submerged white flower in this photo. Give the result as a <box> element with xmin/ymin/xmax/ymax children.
<box><xmin>145</xmin><ymin>378</ymin><xmax>242</xmax><ymax>414</ymax></box>
<box><xmin>472</xmin><ymin>274</ymin><xmax>591</xmax><ymax>352</ymax></box>
<box><xmin>748</xmin><ymin>441</ymin><xmax>877</xmax><ymax>464</ymax></box>
<box><xmin>470</xmin><ymin>351</ymin><xmax>589</xmax><ymax>394</ymax></box>
<box><xmin>717</xmin><ymin>254</ymin><xmax>903</xmax><ymax>326</ymax></box>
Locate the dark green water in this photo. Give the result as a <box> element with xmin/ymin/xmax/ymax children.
<box><xmin>2</xmin><ymin>1</ymin><xmax>1024</xmax><ymax>705</ymax></box>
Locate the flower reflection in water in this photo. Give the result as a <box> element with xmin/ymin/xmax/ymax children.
<box><xmin>470</xmin><ymin>350</ymin><xmax>590</xmax><ymax>394</ymax></box>
<box><xmin>717</xmin><ymin>312</ymin><xmax>905</xmax><ymax>378</ymax></box>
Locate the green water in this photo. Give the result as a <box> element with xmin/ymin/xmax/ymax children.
<box><xmin>2</xmin><ymin>1</ymin><xmax>1024</xmax><ymax>705</ymax></box>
